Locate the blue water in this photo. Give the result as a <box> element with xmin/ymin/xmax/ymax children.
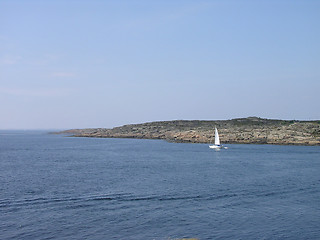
<box><xmin>0</xmin><ymin>131</ymin><xmax>320</xmax><ymax>240</ymax></box>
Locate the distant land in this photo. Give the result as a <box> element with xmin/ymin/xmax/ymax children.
<box><xmin>56</xmin><ymin>117</ymin><xmax>320</xmax><ymax>146</ymax></box>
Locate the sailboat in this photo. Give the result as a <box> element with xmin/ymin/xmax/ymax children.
<box><xmin>209</xmin><ymin>127</ymin><xmax>227</xmax><ymax>149</ymax></box>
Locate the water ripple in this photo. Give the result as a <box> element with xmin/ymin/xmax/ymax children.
<box><xmin>1</xmin><ymin>184</ymin><xmax>317</xmax><ymax>211</ymax></box>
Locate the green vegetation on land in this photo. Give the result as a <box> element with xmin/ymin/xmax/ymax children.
<box><xmin>57</xmin><ymin>117</ymin><xmax>320</xmax><ymax>146</ymax></box>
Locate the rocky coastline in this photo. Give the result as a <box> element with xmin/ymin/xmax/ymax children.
<box><xmin>56</xmin><ymin>117</ymin><xmax>320</xmax><ymax>146</ymax></box>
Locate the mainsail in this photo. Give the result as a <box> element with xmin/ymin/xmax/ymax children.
<box><xmin>215</xmin><ymin>127</ymin><xmax>220</xmax><ymax>146</ymax></box>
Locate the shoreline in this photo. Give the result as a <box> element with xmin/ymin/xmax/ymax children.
<box><xmin>67</xmin><ymin>134</ymin><xmax>320</xmax><ymax>146</ymax></box>
<box><xmin>55</xmin><ymin>117</ymin><xmax>320</xmax><ymax>146</ymax></box>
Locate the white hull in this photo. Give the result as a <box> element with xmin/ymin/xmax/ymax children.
<box><xmin>209</xmin><ymin>145</ymin><xmax>221</xmax><ymax>149</ymax></box>
<box><xmin>209</xmin><ymin>145</ymin><xmax>228</xmax><ymax>149</ymax></box>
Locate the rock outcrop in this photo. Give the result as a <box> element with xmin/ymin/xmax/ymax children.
<box><xmin>57</xmin><ymin>117</ymin><xmax>320</xmax><ymax>146</ymax></box>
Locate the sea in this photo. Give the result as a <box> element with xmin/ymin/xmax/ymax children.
<box><xmin>1</xmin><ymin>130</ymin><xmax>320</xmax><ymax>240</ymax></box>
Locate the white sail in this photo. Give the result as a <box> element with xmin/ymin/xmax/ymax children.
<box><xmin>209</xmin><ymin>127</ymin><xmax>227</xmax><ymax>149</ymax></box>
<box><xmin>215</xmin><ymin>127</ymin><xmax>220</xmax><ymax>145</ymax></box>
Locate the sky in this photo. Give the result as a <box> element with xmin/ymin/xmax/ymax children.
<box><xmin>0</xmin><ymin>0</ymin><xmax>319</xmax><ymax>129</ymax></box>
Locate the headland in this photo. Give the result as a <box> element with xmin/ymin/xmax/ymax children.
<box><xmin>56</xmin><ymin>117</ymin><xmax>320</xmax><ymax>146</ymax></box>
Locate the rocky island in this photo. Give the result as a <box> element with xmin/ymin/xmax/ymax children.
<box><xmin>57</xmin><ymin>117</ymin><xmax>320</xmax><ymax>146</ymax></box>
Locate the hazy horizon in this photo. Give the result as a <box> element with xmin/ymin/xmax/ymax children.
<box><xmin>1</xmin><ymin>0</ymin><xmax>319</xmax><ymax>129</ymax></box>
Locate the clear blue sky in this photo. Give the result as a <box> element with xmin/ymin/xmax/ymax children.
<box><xmin>1</xmin><ymin>0</ymin><xmax>319</xmax><ymax>129</ymax></box>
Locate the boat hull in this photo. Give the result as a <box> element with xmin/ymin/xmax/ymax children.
<box><xmin>209</xmin><ymin>145</ymin><xmax>221</xmax><ymax>149</ymax></box>
<box><xmin>209</xmin><ymin>145</ymin><xmax>228</xmax><ymax>149</ymax></box>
